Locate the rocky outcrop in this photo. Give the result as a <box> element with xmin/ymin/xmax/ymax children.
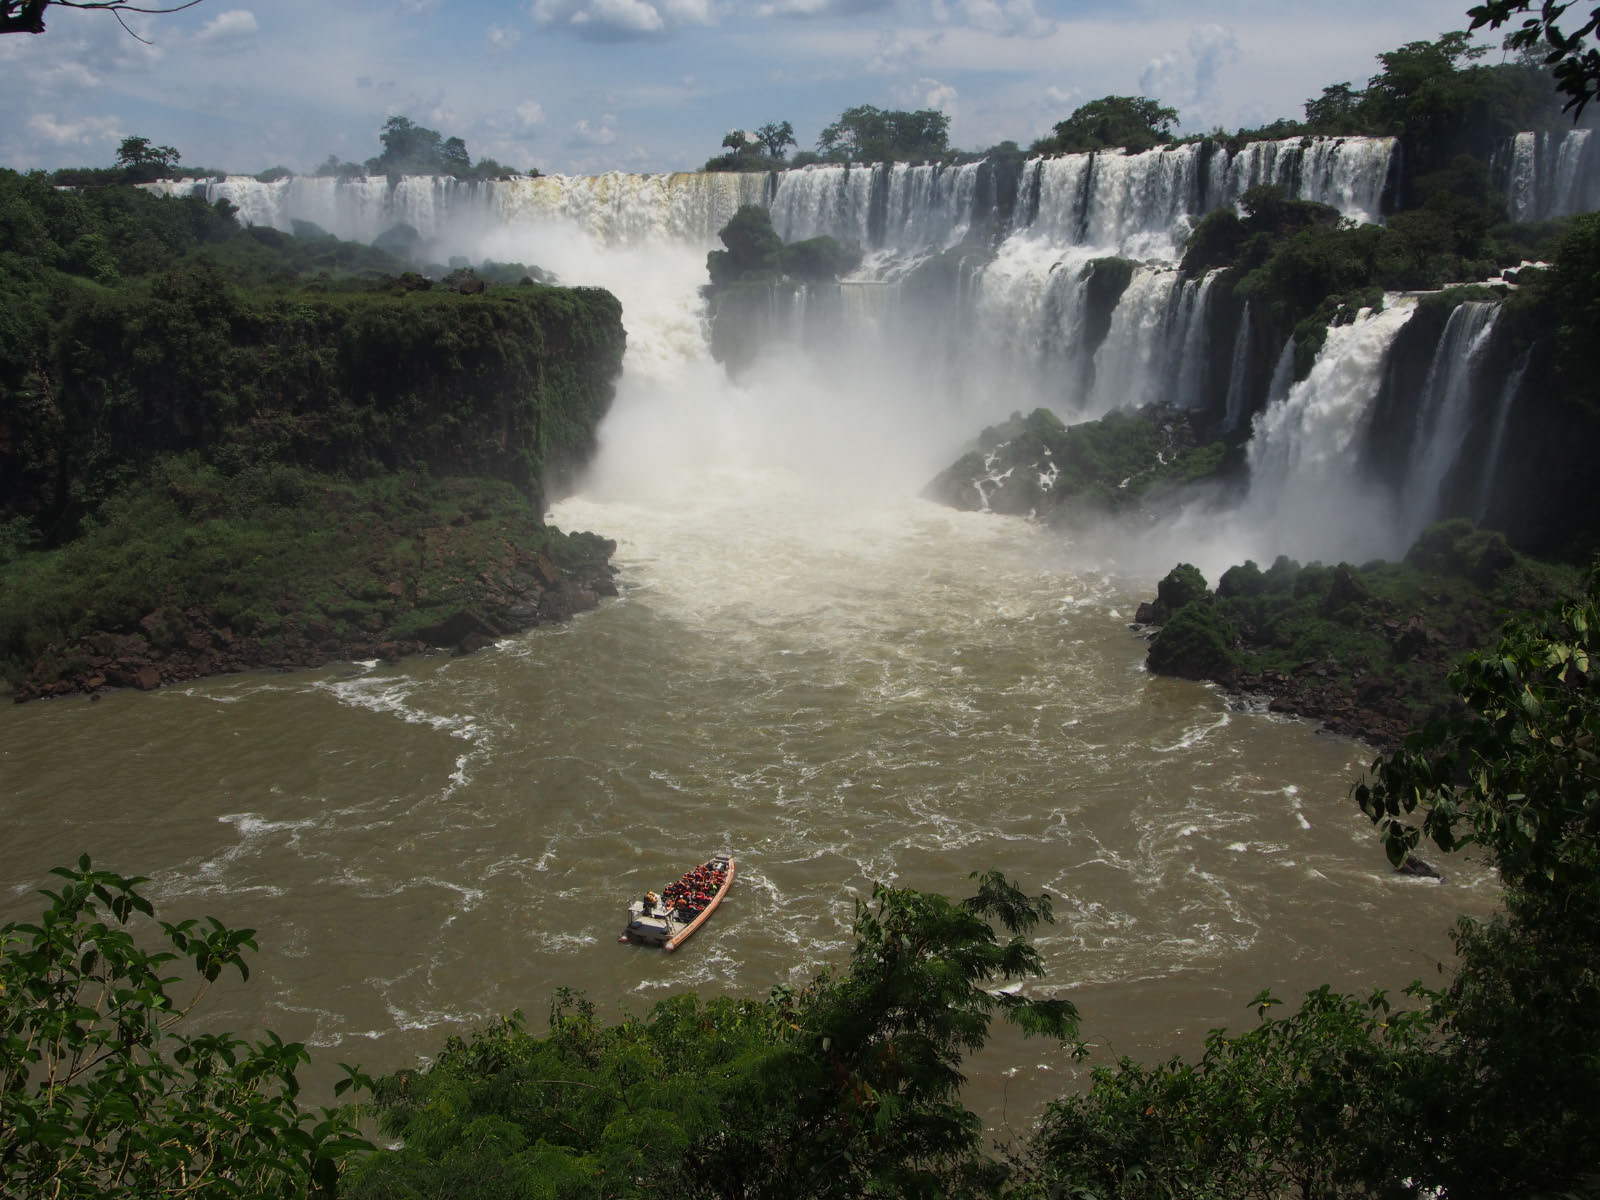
<box><xmin>1134</xmin><ymin>528</ymin><xmax>1571</xmax><ymax>750</ymax></box>
<box><xmin>13</xmin><ymin>519</ymin><xmax>618</xmax><ymax>702</ymax></box>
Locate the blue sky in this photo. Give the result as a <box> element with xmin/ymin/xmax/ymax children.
<box><xmin>2</xmin><ymin>0</ymin><xmax>1490</xmax><ymax>176</ymax></box>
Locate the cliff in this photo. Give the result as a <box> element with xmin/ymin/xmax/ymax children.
<box><xmin>0</xmin><ymin>174</ymin><xmax>627</xmax><ymax>698</ymax></box>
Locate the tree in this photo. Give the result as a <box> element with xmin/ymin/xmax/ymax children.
<box><xmin>1303</xmin><ymin>81</ymin><xmax>1365</xmax><ymax>132</ymax></box>
<box><xmin>1</xmin><ymin>0</ymin><xmax>203</xmax><ymax>36</ymax></box>
<box><xmin>439</xmin><ymin>135</ymin><xmax>471</xmax><ymax>177</ymax></box>
<box><xmin>1351</xmin><ymin>564</ymin><xmax>1600</xmax><ymax>1197</ymax></box>
<box><xmin>114</xmin><ymin>134</ymin><xmax>180</xmax><ymax>180</ymax></box>
<box><xmin>369</xmin><ymin>115</ymin><xmax>445</xmax><ymax>175</ymax></box>
<box><xmin>1023</xmin><ymin>569</ymin><xmax>1600</xmax><ymax>1200</ymax></box>
<box><xmin>816</xmin><ymin>104</ymin><xmax>950</xmax><ymax>162</ymax></box>
<box><xmin>347</xmin><ymin>872</ymin><xmax>1079</xmax><ymax>1199</ymax></box>
<box><xmin>1031</xmin><ymin>95</ymin><xmax>1180</xmax><ymax>155</ymax></box>
<box><xmin>720</xmin><ymin>128</ymin><xmax>756</xmax><ymax>157</ymax></box>
<box><xmin>0</xmin><ymin>856</ymin><xmax>369</xmax><ymax>1197</ymax></box>
<box><xmin>754</xmin><ymin>119</ymin><xmax>796</xmax><ymax>160</ymax></box>
<box><xmin>1469</xmin><ymin>0</ymin><xmax>1600</xmax><ymax>116</ymax></box>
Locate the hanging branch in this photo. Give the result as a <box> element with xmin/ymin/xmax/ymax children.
<box><xmin>1</xmin><ymin>0</ymin><xmax>206</xmax><ymax>36</ymax></box>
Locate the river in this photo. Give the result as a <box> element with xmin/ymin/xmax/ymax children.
<box><xmin>0</xmin><ymin>165</ymin><xmax>1500</xmax><ymax>1136</ymax></box>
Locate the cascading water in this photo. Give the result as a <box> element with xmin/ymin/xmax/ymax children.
<box><xmin>1502</xmin><ymin>129</ymin><xmax>1600</xmax><ymax>222</ymax></box>
<box><xmin>1397</xmin><ymin>302</ymin><xmax>1501</xmax><ymax>546</ymax></box>
<box><xmin>14</xmin><ymin>146</ymin><xmax>1525</xmax><ymax>1125</ymax></box>
<box><xmin>1476</xmin><ymin>348</ymin><xmax>1531</xmax><ymax>523</ymax></box>
<box><xmin>1222</xmin><ymin>301</ymin><xmax>1254</xmax><ymax>432</ymax></box>
<box><xmin>1241</xmin><ymin>298</ymin><xmax>1420</xmax><ymax>564</ymax></box>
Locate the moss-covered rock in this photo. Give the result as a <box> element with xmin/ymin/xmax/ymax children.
<box><xmin>1135</xmin><ymin>527</ymin><xmax>1581</xmax><ymax>746</ymax></box>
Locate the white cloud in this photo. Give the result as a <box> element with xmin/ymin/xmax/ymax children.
<box><xmin>866</xmin><ymin>30</ymin><xmax>939</xmax><ymax>75</ymax></box>
<box><xmin>568</xmin><ymin>115</ymin><xmax>619</xmax><ymax>146</ymax></box>
<box><xmin>535</xmin><ymin>0</ymin><xmax>671</xmax><ymax>40</ymax></box>
<box><xmin>756</xmin><ymin>0</ymin><xmax>891</xmax><ymax>17</ymax></box>
<box><xmin>192</xmin><ymin>9</ymin><xmax>258</xmax><ymax>45</ymax></box>
<box><xmin>894</xmin><ymin>76</ymin><xmax>957</xmax><ymax>113</ymax></box>
<box><xmin>487</xmin><ymin>23</ymin><xmax>522</xmax><ymax>51</ymax></box>
<box><xmin>517</xmin><ymin>100</ymin><xmax>546</xmax><ymax>128</ymax></box>
<box><xmin>1139</xmin><ymin>23</ymin><xmax>1240</xmax><ymax>124</ymax></box>
<box><xmin>28</xmin><ymin>112</ymin><xmax>121</xmax><ymax>146</ymax></box>
<box><xmin>946</xmin><ymin>0</ymin><xmax>1050</xmax><ymax>38</ymax></box>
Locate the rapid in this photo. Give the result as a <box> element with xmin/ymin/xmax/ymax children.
<box><xmin>0</xmin><ymin>149</ymin><xmax>1503</xmax><ymax>1130</ymax></box>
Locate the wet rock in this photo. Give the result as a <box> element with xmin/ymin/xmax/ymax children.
<box><xmin>1398</xmin><ymin>854</ymin><xmax>1444</xmax><ymax>881</ymax></box>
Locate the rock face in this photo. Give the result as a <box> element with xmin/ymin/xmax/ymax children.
<box><xmin>13</xmin><ymin>529</ymin><xmax>618</xmax><ymax>702</ymax></box>
<box><xmin>925</xmin><ymin>405</ymin><xmax>1233</xmax><ymax>526</ymax></box>
<box><xmin>1134</xmin><ymin>526</ymin><xmax>1570</xmax><ymax>750</ymax></box>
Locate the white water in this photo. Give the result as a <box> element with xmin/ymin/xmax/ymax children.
<box><xmin>1504</xmin><ymin>128</ymin><xmax>1600</xmax><ymax>222</ymax></box>
<box><xmin>145</xmin><ymin>133</ymin><xmax>1441</xmax><ymax>572</ymax></box>
<box><xmin>1241</xmin><ymin>300</ymin><xmax>1420</xmax><ymax>565</ymax></box>
<box><xmin>9</xmin><ymin>146</ymin><xmax>1525</xmax><ymax>1120</ymax></box>
<box><xmin>1398</xmin><ymin>302</ymin><xmax>1500</xmax><ymax>546</ymax></box>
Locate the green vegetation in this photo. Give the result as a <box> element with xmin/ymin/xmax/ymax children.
<box><xmin>1139</xmin><ymin>520</ymin><xmax>1579</xmax><ymax>744</ymax></box>
<box><xmin>704</xmin><ymin>121</ymin><xmax>797</xmax><ymax>172</ymax></box>
<box><xmin>923</xmin><ymin>406</ymin><xmax>1235</xmax><ymax>521</ymax></box>
<box><xmin>0</xmin><ymin>856</ymin><xmax>369</xmax><ymax>1197</ymax></box>
<box><xmin>1030</xmin><ymin>95</ymin><xmax>1180</xmax><ymax>155</ymax></box>
<box><xmin>702</xmin><ymin>205</ymin><xmax>862</xmax><ymax>373</ymax></box>
<box><xmin>1470</xmin><ymin>0</ymin><xmax>1600</xmax><ymax>115</ymax></box>
<box><xmin>344</xmin><ymin>871</ymin><xmax>1078</xmax><ymax>1199</ymax></box>
<box><xmin>0</xmin><ymin>163</ymin><xmax>625</xmax><ymax>694</ymax></box>
<box><xmin>814</xmin><ymin>104</ymin><xmax>951</xmax><ymax>163</ymax></box>
<box><xmin>1017</xmin><ymin>562</ymin><xmax>1600</xmax><ymax>1198</ymax></box>
<box><xmin>0</xmin><ymin>461</ymin><xmax>617</xmax><ymax>697</ymax></box>
<box><xmin>363</xmin><ymin>115</ymin><xmax>522</xmax><ymax>181</ymax></box>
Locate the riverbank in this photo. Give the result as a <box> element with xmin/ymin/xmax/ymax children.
<box><xmin>6</xmin><ymin>468</ymin><xmax>617</xmax><ymax>703</ymax></box>
<box><xmin>1133</xmin><ymin>521</ymin><xmax>1584</xmax><ymax>749</ymax></box>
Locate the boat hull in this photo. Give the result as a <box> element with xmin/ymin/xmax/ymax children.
<box><xmin>619</xmin><ymin>857</ymin><xmax>734</xmax><ymax>951</ymax></box>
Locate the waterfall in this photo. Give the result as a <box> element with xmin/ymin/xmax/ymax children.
<box><xmin>1398</xmin><ymin>302</ymin><xmax>1500</xmax><ymax>545</ymax></box>
<box><xmin>1084</xmin><ymin>269</ymin><xmax>1183</xmax><ymax>417</ymax></box>
<box><xmin>149</xmin><ymin>170</ymin><xmax>769</xmax><ymax>252</ymax></box>
<box><xmin>1222</xmin><ymin>301</ymin><xmax>1253</xmax><ymax>432</ymax></box>
<box><xmin>1476</xmin><ymin>347</ymin><xmax>1531</xmax><ymax>523</ymax></box>
<box><xmin>140</xmin><ymin>139</ymin><xmax>1425</xmax><ymax>563</ymax></box>
<box><xmin>1503</xmin><ymin>129</ymin><xmax>1600</xmax><ymax>221</ymax></box>
<box><xmin>1242</xmin><ymin>299</ymin><xmax>1418</xmax><ymax>562</ymax></box>
<box><xmin>1166</xmin><ymin>271</ymin><xmax>1220</xmax><ymax>412</ymax></box>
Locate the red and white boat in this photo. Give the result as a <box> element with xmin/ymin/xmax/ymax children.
<box><xmin>619</xmin><ymin>856</ymin><xmax>734</xmax><ymax>951</ymax></box>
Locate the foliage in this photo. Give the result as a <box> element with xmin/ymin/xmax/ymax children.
<box><xmin>114</xmin><ymin>135</ymin><xmax>180</xmax><ymax>182</ymax></box>
<box><xmin>0</xmin><ymin>459</ymin><xmax>614</xmax><ymax>690</ymax></box>
<box><xmin>362</xmin><ymin>115</ymin><xmax>510</xmax><ymax>180</ymax></box>
<box><xmin>703</xmin><ymin>121</ymin><xmax>798</xmax><ymax>172</ymax></box>
<box><xmin>1144</xmin><ymin>593</ymin><xmax>1240</xmax><ymax>678</ymax></box>
<box><xmin>702</xmin><ymin>205</ymin><xmax>861</xmax><ymax>370</ymax></box>
<box><xmin>1030</xmin><ymin>95</ymin><xmax>1180</xmax><ymax>155</ymax></box>
<box><xmin>816</xmin><ymin>104</ymin><xmax>950</xmax><ymax>163</ymax></box>
<box><xmin>0</xmin><ymin>855</ymin><xmax>368</xmax><ymax>1197</ymax></box>
<box><xmin>1469</xmin><ymin>0</ymin><xmax>1600</xmax><ymax>116</ymax></box>
<box><xmin>1515</xmin><ymin>210</ymin><xmax>1600</xmax><ymax>414</ymax></box>
<box><xmin>924</xmin><ymin>405</ymin><xmax>1233</xmax><ymax>520</ymax></box>
<box><xmin>0</xmin><ymin>167</ymin><xmax>625</xmax><ymax>691</ymax></box>
<box><xmin>1026</xmin><ymin>568</ymin><xmax>1600</xmax><ymax>1199</ymax></box>
<box><xmin>1141</xmin><ymin>525</ymin><xmax>1579</xmax><ymax>745</ymax></box>
<box><xmin>706</xmin><ymin>203</ymin><xmax>784</xmax><ymax>283</ymax></box>
<box><xmin>1349</xmin><ymin>562</ymin><xmax>1600</xmax><ymax>1197</ymax></box>
<box><xmin>754</xmin><ymin>120</ymin><xmax>797</xmax><ymax>159</ymax></box>
<box><xmin>1023</xmin><ymin>986</ymin><xmax>1439</xmax><ymax>1199</ymax></box>
<box><xmin>346</xmin><ymin>872</ymin><xmax>1078</xmax><ymax>1200</ymax></box>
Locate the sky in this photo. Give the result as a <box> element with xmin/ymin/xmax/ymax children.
<box><xmin>1</xmin><ymin>0</ymin><xmax>1494</xmax><ymax>177</ymax></box>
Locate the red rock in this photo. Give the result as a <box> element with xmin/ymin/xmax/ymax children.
<box><xmin>134</xmin><ymin>666</ymin><xmax>160</xmax><ymax>691</ymax></box>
